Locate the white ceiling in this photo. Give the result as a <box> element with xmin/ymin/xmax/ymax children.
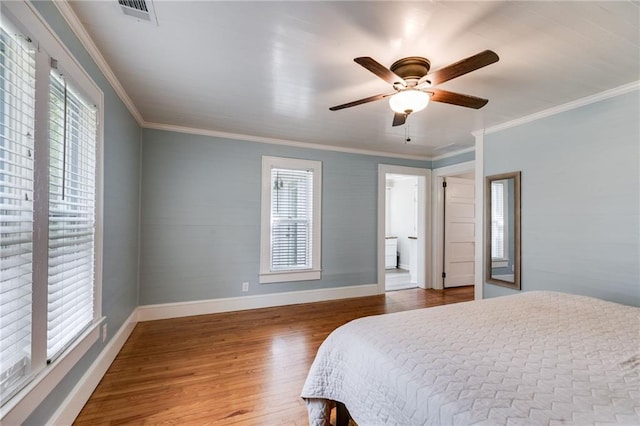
<box><xmin>67</xmin><ymin>1</ymin><xmax>639</xmax><ymax>158</ymax></box>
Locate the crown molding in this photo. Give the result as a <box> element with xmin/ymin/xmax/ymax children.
<box><xmin>143</xmin><ymin>122</ymin><xmax>435</xmax><ymax>161</ymax></box>
<box><xmin>472</xmin><ymin>81</ymin><xmax>640</xmax><ymax>137</ymax></box>
<box><xmin>53</xmin><ymin>0</ymin><xmax>144</xmax><ymax>125</ymax></box>
<box><xmin>430</xmin><ymin>146</ymin><xmax>475</xmax><ymax>161</ymax></box>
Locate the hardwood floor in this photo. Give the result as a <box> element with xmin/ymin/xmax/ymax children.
<box><xmin>75</xmin><ymin>286</ymin><xmax>474</xmax><ymax>425</ymax></box>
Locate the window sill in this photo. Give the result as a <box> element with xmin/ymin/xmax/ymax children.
<box><xmin>0</xmin><ymin>317</ymin><xmax>105</xmax><ymax>424</ymax></box>
<box><xmin>491</xmin><ymin>259</ymin><xmax>509</xmax><ymax>268</ymax></box>
<box><xmin>259</xmin><ymin>269</ymin><xmax>321</xmax><ymax>284</ymax></box>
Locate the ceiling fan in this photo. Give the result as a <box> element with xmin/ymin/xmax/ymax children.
<box><xmin>329</xmin><ymin>50</ymin><xmax>499</xmax><ymax>126</ymax></box>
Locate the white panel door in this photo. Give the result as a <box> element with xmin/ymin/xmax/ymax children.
<box><xmin>444</xmin><ymin>177</ymin><xmax>475</xmax><ymax>287</ymax></box>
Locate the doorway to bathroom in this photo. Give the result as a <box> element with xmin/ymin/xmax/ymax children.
<box><xmin>385</xmin><ymin>173</ymin><xmax>419</xmax><ymax>290</ymax></box>
<box><xmin>377</xmin><ymin>165</ymin><xmax>431</xmax><ymax>294</ymax></box>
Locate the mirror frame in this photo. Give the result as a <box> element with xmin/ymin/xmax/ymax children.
<box><xmin>485</xmin><ymin>171</ymin><xmax>521</xmax><ymax>290</ymax></box>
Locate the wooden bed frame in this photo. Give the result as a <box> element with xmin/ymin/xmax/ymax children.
<box><xmin>335</xmin><ymin>401</ymin><xmax>351</xmax><ymax>426</ymax></box>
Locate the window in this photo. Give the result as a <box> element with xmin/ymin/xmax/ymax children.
<box><xmin>0</xmin><ymin>3</ymin><xmax>103</xmax><ymax>415</ymax></box>
<box><xmin>490</xmin><ymin>179</ymin><xmax>509</xmax><ymax>262</ymax></box>
<box><xmin>47</xmin><ymin>73</ymin><xmax>97</xmax><ymax>361</ymax></box>
<box><xmin>0</xmin><ymin>17</ymin><xmax>36</xmax><ymax>402</ymax></box>
<box><xmin>260</xmin><ymin>156</ymin><xmax>321</xmax><ymax>283</ymax></box>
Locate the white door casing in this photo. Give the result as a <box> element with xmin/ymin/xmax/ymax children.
<box><xmin>377</xmin><ymin>165</ymin><xmax>431</xmax><ymax>294</ymax></box>
<box><xmin>443</xmin><ymin>177</ymin><xmax>476</xmax><ymax>287</ymax></box>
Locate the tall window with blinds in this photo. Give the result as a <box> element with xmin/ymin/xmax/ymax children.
<box><xmin>490</xmin><ymin>180</ymin><xmax>507</xmax><ymax>260</ymax></box>
<box><xmin>0</xmin><ymin>4</ymin><xmax>102</xmax><ymax>413</ymax></box>
<box><xmin>270</xmin><ymin>168</ymin><xmax>313</xmax><ymax>271</ymax></box>
<box><xmin>0</xmin><ymin>23</ymin><xmax>36</xmax><ymax>402</ymax></box>
<box><xmin>47</xmin><ymin>73</ymin><xmax>97</xmax><ymax>361</ymax></box>
<box><xmin>260</xmin><ymin>157</ymin><xmax>321</xmax><ymax>284</ymax></box>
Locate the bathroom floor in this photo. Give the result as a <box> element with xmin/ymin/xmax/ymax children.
<box><xmin>385</xmin><ymin>268</ymin><xmax>417</xmax><ymax>291</ymax></box>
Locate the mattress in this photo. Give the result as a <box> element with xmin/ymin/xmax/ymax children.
<box><xmin>301</xmin><ymin>291</ymin><xmax>640</xmax><ymax>425</ymax></box>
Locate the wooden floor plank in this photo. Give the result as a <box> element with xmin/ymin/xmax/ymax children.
<box><xmin>74</xmin><ymin>286</ymin><xmax>474</xmax><ymax>425</ymax></box>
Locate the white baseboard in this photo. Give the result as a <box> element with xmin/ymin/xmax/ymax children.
<box><xmin>47</xmin><ymin>310</ymin><xmax>138</xmax><ymax>425</ymax></box>
<box><xmin>398</xmin><ymin>263</ymin><xmax>410</xmax><ymax>271</ymax></box>
<box><xmin>137</xmin><ymin>284</ymin><xmax>379</xmax><ymax>322</ymax></box>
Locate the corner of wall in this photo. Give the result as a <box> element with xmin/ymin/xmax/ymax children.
<box><xmin>473</xmin><ymin>132</ymin><xmax>484</xmax><ymax>301</ymax></box>
<box><xmin>136</xmin><ymin>126</ymin><xmax>144</xmax><ymax>306</ymax></box>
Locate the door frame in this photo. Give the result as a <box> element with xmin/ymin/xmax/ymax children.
<box><xmin>431</xmin><ymin>161</ymin><xmax>475</xmax><ymax>291</ymax></box>
<box><xmin>377</xmin><ymin>165</ymin><xmax>432</xmax><ymax>294</ymax></box>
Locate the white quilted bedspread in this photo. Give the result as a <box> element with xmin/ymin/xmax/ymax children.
<box><xmin>301</xmin><ymin>292</ymin><xmax>640</xmax><ymax>425</ymax></box>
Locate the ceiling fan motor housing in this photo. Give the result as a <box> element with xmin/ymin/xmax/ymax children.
<box><xmin>390</xmin><ymin>57</ymin><xmax>431</xmax><ymax>82</ymax></box>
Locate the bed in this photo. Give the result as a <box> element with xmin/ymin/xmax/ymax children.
<box><xmin>301</xmin><ymin>291</ymin><xmax>640</xmax><ymax>425</ymax></box>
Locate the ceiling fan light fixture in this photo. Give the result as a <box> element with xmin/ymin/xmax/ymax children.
<box><xmin>389</xmin><ymin>89</ymin><xmax>430</xmax><ymax>114</ymax></box>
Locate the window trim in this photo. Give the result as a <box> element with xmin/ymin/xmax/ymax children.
<box><xmin>259</xmin><ymin>156</ymin><xmax>321</xmax><ymax>284</ymax></box>
<box><xmin>490</xmin><ymin>179</ymin><xmax>509</xmax><ymax>266</ymax></box>
<box><xmin>0</xmin><ymin>1</ymin><xmax>104</xmax><ymax>423</ymax></box>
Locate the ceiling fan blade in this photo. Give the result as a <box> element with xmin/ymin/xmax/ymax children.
<box><xmin>428</xmin><ymin>50</ymin><xmax>499</xmax><ymax>86</ymax></box>
<box><xmin>329</xmin><ymin>92</ymin><xmax>394</xmax><ymax>111</ymax></box>
<box><xmin>392</xmin><ymin>112</ymin><xmax>407</xmax><ymax>127</ymax></box>
<box><xmin>354</xmin><ymin>57</ymin><xmax>407</xmax><ymax>87</ymax></box>
<box><xmin>429</xmin><ymin>89</ymin><xmax>489</xmax><ymax>109</ymax></box>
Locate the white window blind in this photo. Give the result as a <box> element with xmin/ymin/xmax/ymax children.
<box><xmin>47</xmin><ymin>73</ymin><xmax>97</xmax><ymax>361</ymax></box>
<box><xmin>0</xmin><ymin>24</ymin><xmax>35</xmax><ymax>400</ymax></box>
<box><xmin>260</xmin><ymin>157</ymin><xmax>321</xmax><ymax>284</ymax></box>
<box><xmin>491</xmin><ymin>180</ymin><xmax>505</xmax><ymax>259</ymax></box>
<box><xmin>270</xmin><ymin>168</ymin><xmax>313</xmax><ymax>271</ymax></box>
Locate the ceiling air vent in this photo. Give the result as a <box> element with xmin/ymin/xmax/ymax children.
<box><xmin>118</xmin><ymin>0</ymin><xmax>158</xmax><ymax>25</ymax></box>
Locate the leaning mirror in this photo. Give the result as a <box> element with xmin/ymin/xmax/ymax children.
<box><xmin>485</xmin><ymin>171</ymin><xmax>521</xmax><ymax>289</ymax></box>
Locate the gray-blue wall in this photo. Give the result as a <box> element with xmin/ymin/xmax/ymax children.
<box><xmin>139</xmin><ymin>130</ymin><xmax>431</xmax><ymax>304</ymax></box>
<box><xmin>25</xmin><ymin>2</ymin><xmax>141</xmax><ymax>424</ymax></box>
<box><xmin>483</xmin><ymin>90</ymin><xmax>640</xmax><ymax>306</ymax></box>
<box><xmin>432</xmin><ymin>149</ymin><xmax>475</xmax><ymax>169</ymax></box>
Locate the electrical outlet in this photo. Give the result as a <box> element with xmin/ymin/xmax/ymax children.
<box><xmin>242</xmin><ymin>281</ymin><xmax>249</xmax><ymax>292</ymax></box>
<box><xmin>102</xmin><ymin>323</ymin><xmax>108</xmax><ymax>342</ymax></box>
